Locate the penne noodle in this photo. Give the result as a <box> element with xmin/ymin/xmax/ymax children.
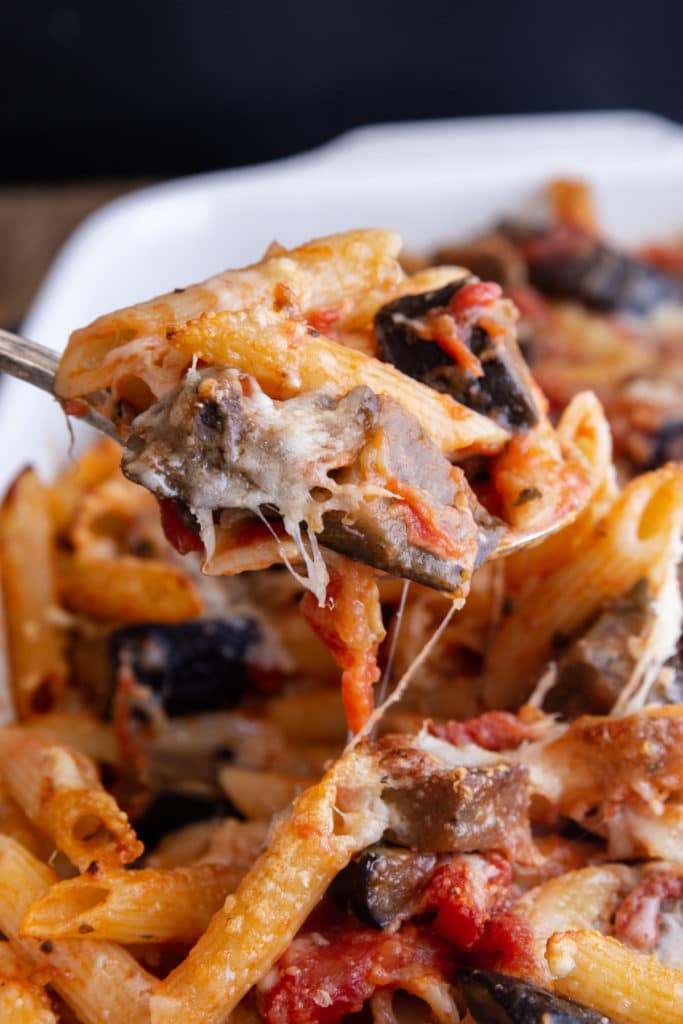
<box><xmin>0</xmin><ymin>836</ymin><xmax>154</xmax><ymax>1024</ymax></box>
<box><xmin>145</xmin><ymin>818</ymin><xmax>268</xmax><ymax>870</ymax></box>
<box><xmin>56</xmin><ymin>549</ymin><xmax>203</xmax><ymax>623</ymax></box>
<box><xmin>547</xmin><ymin>929</ymin><xmax>683</xmax><ymax>1024</ymax></box>
<box><xmin>0</xmin><ymin>785</ymin><xmax>53</xmax><ymax>861</ymax></box>
<box><xmin>502</xmin><ymin>389</ymin><xmax>617</xmax><ymax>589</ymax></box>
<box><xmin>547</xmin><ymin>178</ymin><xmax>600</xmax><ymax>234</ymax></box>
<box><xmin>166</xmin><ymin>305</ymin><xmax>509</xmax><ymax>456</ymax></box>
<box><xmin>22</xmin><ymin>714</ymin><xmax>119</xmax><ymax>766</ymax></box>
<box><xmin>0</xmin><ymin>469</ymin><xmax>68</xmax><ymax>718</ymax></box>
<box><xmin>21</xmin><ymin>863</ymin><xmax>246</xmax><ymax>944</ymax></box>
<box><xmin>68</xmin><ymin>472</ymin><xmax>166</xmax><ymax>556</ymax></box>
<box><xmin>195</xmin><ymin>819</ymin><xmax>269</xmax><ymax>868</ymax></box>
<box><xmin>0</xmin><ymin>940</ymin><xmax>57</xmax><ymax>1024</ymax></box>
<box><xmin>49</xmin><ymin>437</ymin><xmax>122</xmax><ymax>536</ymax></box>
<box><xmin>267</xmin><ymin>688</ymin><xmax>348</xmax><ymax>744</ymax></box>
<box><xmin>204</xmin><ymin>524</ymin><xmax>301</xmax><ymax>578</ymax></box>
<box><xmin>0</xmin><ymin>729</ymin><xmax>142</xmax><ymax>872</ymax></box>
<box><xmin>218</xmin><ymin>766</ymin><xmax>317</xmax><ymax>820</ymax></box>
<box><xmin>151</xmin><ymin>745</ymin><xmax>387</xmax><ymax>1024</ymax></box>
<box><xmin>269</xmin><ymin>605</ymin><xmax>339</xmax><ymax>679</ymax></box>
<box><xmin>520</xmin><ymin>706</ymin><xmax>683</xmax><ymax>833</ymax></box>
<box><xmin>484</xmin><ymin>464</ymin><xmax>683</xmax><ymax>708</ymax></box>
<box><xmin>488</xmin><ymin>390</ymin><xmax>590</xmax><ymax>534</ymax></box>
<box><xmin>145</xmin><ymin>820</ymin><xmax>230</xmax><ymax>869</ymax></box>
<box><xmin>515</xmin><ymin>865</ymin><xmax>634</xmax><ymax>983</ymax></box>
<box><xmin>56</xmin><ymin>229</ymin><xmax>405</xmax><ymax>401</ymax></box>
<box><xmin>603</xmin><ymin>802</ymin><xmax>683</xmax><ymax>864</ymax></box>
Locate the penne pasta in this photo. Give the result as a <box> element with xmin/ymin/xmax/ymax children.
<box><xmin>143</xmin><ymin>818</ymin><xmax>268</xmax><ymax>870</ymax></box>
<box><xmin>0</xmin><ymin>836</ymin><xmax>154</xmax><ymax>1024</ymax></box>
<box><xmin>519</xmin><ymin>705</ymin><xmax>683</xmax><ymax>846</ymax></box>
<box><xmin>0</xmin><ymin>469</ymin><xmax>68</xmax><ymax>718</ymax></box>
<box><xmin>49</xmin><ymin>437</ymin><xmax>122</xmax><ymax>536</ymax></box>
<box><xmin>218</xmin><ymin>766</ymin><xmax>317</xmax><ymax>819</ymax></box>
<box><xmin>22</xmin><ymin>713</ymin><xmax>119</xmax><ymax>766</ymax></box>
<box><xmin>204</xmin><ymin>523</ymin><xmax>301</xmax><ymax>579</ymax></box>
<box><xmin>56</xmin><ymin>549</ymin><xmax>203</xmax><ymax>623</ymax></box>
<box><xmin>267</xmin><ymin>687</ymin><xmax>348</xmax><ymax>744</ymax></box>
<box><xmin>56</xmin><ymin>229</ymin><xmax>405</xmax><ymax>401</ymax></box>
<box><xmin>515</xmin><ymin>865</ymin><xmax>634</xmax><ymax>983</ymax></box>
<box><xmin>483</xmin><ymin>463</ymin><xmax>683</xmax><ymax>707</ymax></box>
<box><xmin>166</xmin><ymin>305</ymin><xmax>509</xmax><ymax>456</ymax></box>
<box><xmin>603</xmin><ymin>802</ymin><xmax>683</xmax><ymax>864</ymax></box>
<box><xmin>0</xmin><ymin>785</ymin><xmax>53</xmax><ymax>861</ymax></box>
<box><xmin>488</xmin><ymin>390</ymin><xmax>590</xmax><ymax>534</ymax></box>
<box><xmin>0</xmin><ymin>729</ymin><xmax>142</xmax><ymax>871</ymax></box>
<box><xmin>21</xmin><ymin>863</ymin><xmax>247</xmax><ymax>944</ymax></box>
<box><xmin>4</xmin><ymin>192</ymin><xmax>683</xmax><ymax>1023</ymax></box>
<box><xmin>547</xmin><ymin>929</ymin><xmax>683</xmax><ymax>1024</ymax></box>
<box><xmin>195</xmin><ymin>820</ymin><xmax>270</xmax><ymax>868</ymax></box>
<box><xmin>502</xmin><ymin>389</ymin><xmax>617</xmax><ymax>589</ymax></box>
<box><xmin>547</xmin><ymin>178</ymin><xmax>600</xmax><ymax>234</ymax></box>
<box><xmin>151</xmin><ymin>745</ymin><xmax>388</xmax><ymax>1024</ymax></box>
<box><xmin>0</xmin><ymin>940</ymin><xmax>57</xmax><ymax>1024</ymax></box>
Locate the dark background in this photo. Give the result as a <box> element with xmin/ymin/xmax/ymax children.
<box><xmin>2</xmin><ymin>0</ymin><xmax>682</xmax><ymax>183</ymax></box>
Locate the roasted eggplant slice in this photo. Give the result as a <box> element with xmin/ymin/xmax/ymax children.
<box><xmin>374</xmin><ymin>280</ymin><xmax>539</xmax><ymax>431</ymax></box>
<box><xmin>545</xmin><ymin>580</ymin><xmax>654</xmax><ymax>718</ymax></box>
<box><xmin>331</xmin><ymin>844</ymin><xmax>437</xmax><ymax>928</ymax></box>
<box><xmin>123</xmin><ymin>366</ymin><xmax>504</xmax><ymax>597</ymax></box>
<box><xmin>375</xmin><ymin>736</ymin><xmax>532</xmax><ymax>857</ymax></box>
<box><xmin>458</xmin><ymin>969</ymin><xmax>615</xmax><ymax>1023</ymax></box>
<box><xmin>513</xmin><ymin>225</ymin><xmax>683</xmax><ymax>314</ymax></box>
<box><xmin>109</xmin><ymin>617</ymin><xmax>259</xmax><ymax>717</ymax></box>
<box><xmin>318</xmin><ymin>394</ymin><xmax>504</xmax><ymax>588</ymax></box>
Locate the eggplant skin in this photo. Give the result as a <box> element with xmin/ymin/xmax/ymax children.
<box><xmin>109</xmin><ymin>617</ymin><xmax>260</xmax><ymax>717</ymax></box>
<box><xmin>525</xmin><ymin>236</ymin><xmax>683</xmax><ymax>315</ymax></box>
<box><xmin>648</xmin><ymin>420</ymin><xmax>683</xmax><ymax>470</ymax></box>
<box><xmin>545</xmin><ymin>579</ymin><xmax>653</xmax><ymax>719</ymax></box>
<box><xmin>374</xmin><ymin>281</ymin><xmax>538</xmax><ymax>431</ymax></box>
<box><xmin>375</xmin><ymin>281</ymin><xmax>470</xmax><ymax>379</ymax></box>
<box><xmin>330</xmin><ymin>845</ymin><xmax>437</xmax><ymax>928</ymax></box>
<box><xmin>458</xmin><ymin>969</ymin><xmax>614</xmax><ymax>1024</ymax></box>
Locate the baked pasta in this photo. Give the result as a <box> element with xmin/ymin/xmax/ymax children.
<box><xmin>0</xmin><ymin>184</ymin><xmax>682</xmax><ymax>1024</ymax></box>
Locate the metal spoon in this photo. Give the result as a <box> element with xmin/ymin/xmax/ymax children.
<box><xmin>0</xmin><ymin>327</ymin><xmax>118</xmax><ymax>438</ymax></box>
<box><xmin>0</xmin><ymin>325</ymin><xmax>570</xmax><ymax>559</ymax></box>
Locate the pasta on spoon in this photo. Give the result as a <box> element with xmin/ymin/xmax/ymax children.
<box><xmin>55</xmin><ymin>228</ymin><xmax>593</xmax><ymax>731</ymax></box>
<box><xmin>55</xmin><ymin>232</ymin><xmax>590</xmax><ymax>590</ymax></box>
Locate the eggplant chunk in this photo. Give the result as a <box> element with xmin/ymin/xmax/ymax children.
<box><xmin>546</xmin><ymin>580</ymin><xmax>653</xmax><ymax>718</ymax></box>
<box><xmin>319</xmin><ymin>395</ymin><xmax>504</xmax><ymax>590</ymax></box>
<box><xmin>519</xmin><ymin>228</ymin><xmax>683</xmax><ymax>314</ymax></box>
<box><xmin>331</xmin><ymin>845</ymin><xmax>437</xmax><ymax>928</ymax></box>
<box><xmin>374</xmin><ymin>281</ymin><xmax>539</xmax><ymax>431</ymax></box>
<box><xmin>109</xmin><ymin>617</ymin><xmax>259</xmax><ymax>717</ymax></box>
<box><xmin>375</xmin><ymin>737</ymin><xmax>531</xmax><ymax>855</ymax></box>
<box><xmin>123</xmin><ymin>366</ymin><xmax>503</xmax><ymax>596</ymax></box>
<box><xmin>458</xmin><ymin>969</ymin><xmax>615</xmax><ymax>1023</ymax></box>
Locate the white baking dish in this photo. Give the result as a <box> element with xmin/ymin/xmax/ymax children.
<box><xmin>4</xmin><ymin>109</ymin><xmax>683</xmax><ymax>495</ymax></box>
<box><xmin>0</xmin><ymin>109</ymin><xmax>682</xmax><ymax>707</ymax></box>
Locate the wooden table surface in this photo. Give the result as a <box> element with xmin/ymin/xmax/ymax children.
<box><xmin>0</xmin><ymin>181</ymin><xmax>151</xmax><ymax>328</ymax></box>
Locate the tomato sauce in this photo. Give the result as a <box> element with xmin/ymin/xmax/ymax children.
<box><xmin>157</xmin><ymin>498</ymin><xmax>204</xmax><ymax>554</ymax></box>
<box><xmin>430</xmin><ymin>710</ymin><xmax>532</xmax><ymax>752</ymax></box>
<box><xmin>263</xmin><ymin>925</ymin><xmax>453</xmax><ymax>1024</ymax></box>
